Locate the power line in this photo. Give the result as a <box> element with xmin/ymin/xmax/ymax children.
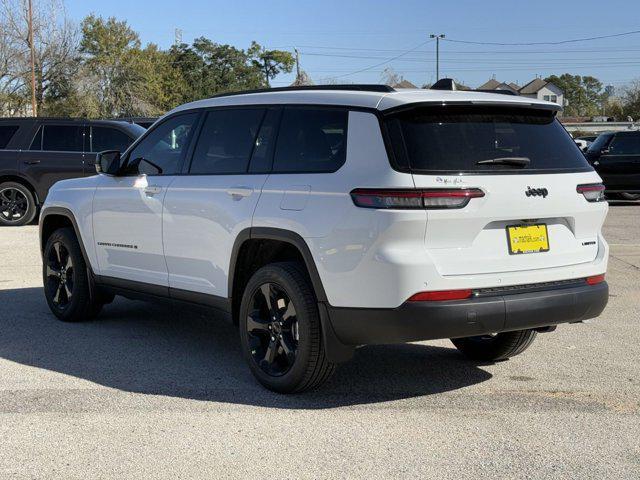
<box><xmin>329</xmin><ymin>39</ymin><xmax>433</xmax><ymax>79</ymax></box>
<box><xmin>444</xmin><ymin>29</ymin><xmax>640</xmax><ymax>46</ymax></box>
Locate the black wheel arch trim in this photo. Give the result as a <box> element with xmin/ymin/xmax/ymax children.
<box><xmin>228</xmin><ymin>227</ymin><xmax>328</xmax><ymax>303</ymax></box>
<box><xmin>39</xmin><ymin>206</ymin><xmax>92</xmax><ymax>270</ymax></box>
<box><xmin>229</xmin><ymin>227</ymin><xmax>354</xmax><ymax>363</ymax></box>
<box><xmin>0</xmin><ymin>174</ymin><xmax>41</xmax><ymax>205</ymax></box>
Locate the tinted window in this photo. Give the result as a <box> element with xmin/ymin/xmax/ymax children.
<box><xmin>189</xmin><ymin>109</ymin><xmax>264</xmax><ymax>174</ymax></box>
<box><xmin>126</xmin><ymin>113</ymin><xmax>198</xmax><ymax>176</ymax></box>
<box><xmin>91</xmin><ymin>127</ymin><xmax>134</xmax><ymax>152</ymax></box>
<box><xmin>386</xmin><ymin>106</ymin><xmax>590</xmax><ymax>172</ymax></box>
<box><xmin>608</xmin><ymin>134</ymin><xmax>640</xmax><ymax>155</ymax></box>
<box><xmin>0</xmin><ymin>125</ymin><xmax>18</xmax><ymax>149</ymax></box>
<box><xmin>273</xmin><ymin>108</ymin><xmax>348</xmax><ymax>173</ymax></box>
<box><xmin>42</xmin><ymin>125</ymin><xmax>85</xmax><ymax>152</ymax></box>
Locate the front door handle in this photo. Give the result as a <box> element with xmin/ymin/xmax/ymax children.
<box><xmin>226</xmin><ymin>187</ymin><xmax>253</xmax><ymax>198</ymax></box>
<box><xmin>23</xmin><ymin>160</ymin><xmax>41</xmax><ymax>165</ymax></box>
<box><xmin>144</xmin><ymin>185</ymin><xmax>163</xmax><ymax>196</ymax></box>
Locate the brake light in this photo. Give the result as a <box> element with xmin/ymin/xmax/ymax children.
<box><xmin>577</xmin><ymin>183</ymin><xmax>605</xmax><ymax>202</ymax></box>
<box><xmin>586</xmin><ymin>274</ymin><xmax>605</xmax><ymax>285</ymax></box>
<box><xmin>350</xmin><ymin>188</ymin><xmax>485</xmax><ymax>209</ymax></box>
<box><xmin>408</xmin><ymin>289</ymin><xmax>473</xmax><ymax>301</ymax></box>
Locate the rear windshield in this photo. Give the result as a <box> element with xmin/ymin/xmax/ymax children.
<box><xmin>385</xmin><ymin>106</ymin><xmax>592</xmax><ymax>173</ymax></box>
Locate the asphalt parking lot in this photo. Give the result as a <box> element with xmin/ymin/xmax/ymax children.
<box><xmin>0</xmin><ymin>204</ymin><xmax>638</xmax><ymax>479</ymax></box>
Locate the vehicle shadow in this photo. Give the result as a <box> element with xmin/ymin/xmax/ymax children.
<box><xmin>0</xmin><ymin>287</ymin><xmax>492</xmax><ymax>409</ymax></box>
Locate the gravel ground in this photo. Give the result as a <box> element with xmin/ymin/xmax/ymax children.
<box><xmin>0</xmin><ymin>204</ymin><xmax>638</xmax><ymax>479</ymax></box>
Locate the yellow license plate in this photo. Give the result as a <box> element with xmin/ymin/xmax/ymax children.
<box><xmin>506</xmin><ymin>224</ymin><xmax>550</xmax><ymax>255</ymax></box>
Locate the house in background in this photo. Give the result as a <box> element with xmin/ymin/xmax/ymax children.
<box><xmin>518</xmin><ymin>78</ymin><xmax>564</xmax><ymax>108</ymax></box>
<box><xmin>478</xmin><ymin>77</ymin><xmax>565</xmax><ymax>114</ymax></box>
<box><xmin>478</xmin><ymin>79</ymin><xmax>520</xmax><ymax>94</ymax></box>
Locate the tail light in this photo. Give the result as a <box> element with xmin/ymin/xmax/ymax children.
<box><xmin>350</xmin><ymin>188</ymin><xmax>485</xmax><ymax>209</ymax></box>
<box><xmin>408</xmin><ymin>289</ymin><xmax>473</xmax><ymax>301</ymax></box>
<box><xmin>577</xmin><ymin>183</ymin><xmax>605</xmax><ymax>202</ymax></box>
<box><xmin>586</xmin><ymin>274</ymin><xmax>605</xmax><ymax>285</ymax></box>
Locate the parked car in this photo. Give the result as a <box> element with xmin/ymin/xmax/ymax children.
<box><xmin>40</xmin><ymin>84</ymin><xmax>609</xmax><ymax>393</ymax></box>
<box><xmin>585</xmin><ymin>131</ymin><xmax>640</xmax><ymax>200</ymax></box>
<box><xmin>0</xmin><ymin>118</ymin><xmax>145</xmax><ymax>225</ymax></box>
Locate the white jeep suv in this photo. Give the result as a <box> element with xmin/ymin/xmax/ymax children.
<box><xmin>40</xmin><ymin>83</ymin><xmax>609</xmax><ymax>393</ymax></box>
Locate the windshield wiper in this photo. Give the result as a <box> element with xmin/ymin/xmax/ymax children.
<box><xmin>476</xmin><ymin>157</ymin><xmax>530</xmax><ymax>167</ymax></box>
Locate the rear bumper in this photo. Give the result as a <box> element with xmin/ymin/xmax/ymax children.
<box><xmin>326</xmin><ymin>281</ymin><xmax>609</xmax><ymax>345</ymax></box>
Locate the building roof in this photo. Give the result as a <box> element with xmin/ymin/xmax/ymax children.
<box><xmin>519</xmin><ymin>78</ymin><xmax>549</xmax><ymax>94</ymax></box>
<box><xmin>478</xmin><ymin>79</ymin><xmax>501</xmax><ymax>90</ymax></box>
<box><xmin>508</xmin><ymin>82</ymin><xmax>520</xmax><ymax>90</ymax></box>
<box><xmin>390</xmin><ymin>79</ymin><xmax>418</xmax><ymax>89</ymax></box>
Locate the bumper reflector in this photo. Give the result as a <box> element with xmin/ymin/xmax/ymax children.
<box><xmin>586</xmin><ymin>274</ymin><xmax>605</xmax><ymax>285</ymax></box>
<box><xmin>408</xmin><ymin>289</ymin><xmax>473</xmax><ymax>301</ymax></box>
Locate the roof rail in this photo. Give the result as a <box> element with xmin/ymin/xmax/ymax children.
<box><xmin>209</xmin><ymin>84</ymin><xmax>395</xmax><ymax>99</ymax></box>
<box><xmin>475</xmin><ymin>89</ymin><xmax>519</xmax><ymax>96</ymax></box>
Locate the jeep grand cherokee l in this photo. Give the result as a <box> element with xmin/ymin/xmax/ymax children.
<box><xmin>39</xmin><ymin>84</ymin><xmax>609</xmax><ymax>393</ymax></box>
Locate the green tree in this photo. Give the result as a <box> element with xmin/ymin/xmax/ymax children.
<box><xmin>621</xmin><ymin>80</ymin><xmax>640</xmax><ymax>120</ymax></box>
<box><xmin>79</xmin><ymin>14</ymin><xmax>141</xmax><ymax>116</ymax></box>
<box><xmin>168</xmin><ymin>38</ymin><xmax>265</xmax><ymax>101</ymax></box>
<box><xmin>248</xmin><ymin>42</ymin><xmax>295</xmax><ymax>86</ymax></box>
<box><xmin>545</xmin><ymin>74</ymin><xmax>604</xmax><ymax>117</ymax></box>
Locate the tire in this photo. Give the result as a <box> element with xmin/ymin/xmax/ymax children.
<box><xmin>0</xmin><ymin>181</ymin><xmax>36</xmax><ymax>226</ymax></box>
<box><xmin>239</xmin><ymin>262</ymin><xmax>335</xmax><ymax>393</ymax></box>
<box><xmin>451</xmin><ymin>329</ymin><xmax>537</xmax><ymax>362</ymax></box>
<box><xmin>619</xmin><ymin>192</ymin><xmax>640</xmax><ymax>201</ymax></box>
<box><xmin>43</xmin><ymin>227</ymin><xmax>105</xmax><ymax>322</ymax></box>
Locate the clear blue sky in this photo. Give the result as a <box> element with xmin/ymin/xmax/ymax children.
<box><xmin>64</xmin><ymin>0</ymin><xmax>640</xmax><ymax>90</ymax></box>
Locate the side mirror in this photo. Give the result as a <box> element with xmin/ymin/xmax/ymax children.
<box><xmin>95</xmin><ymin>150</ymin><xmax>121</xmax><ymax>175</ymax></box>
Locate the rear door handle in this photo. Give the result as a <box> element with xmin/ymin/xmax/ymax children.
<box><xmin>23</xmin><ymin>160</ymin><xmax>41</xmax><ymax>165</ymax></box>
<box><xmin>144</xmin><ymin>185</ymin><xmax>163</xmax><ymax>196</ymax></box>
<box><xmin>226</xmin><ymin>187</ymin><xmax>253</xmax><ymax>198</ymax></box>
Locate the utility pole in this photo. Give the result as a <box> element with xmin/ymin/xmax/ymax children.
<box><xmin>294</xmin><ymin>48</ymin><xmax>301</xmax><ymax>81</ymax></box>
<box><xmin>429</xmin><ymin>33</ymin><xmax>445</xmax><ymax>82</ymax></box>
<box><xmin>28</xmin><ymin>0</ymin><xmax>37</xmax><ymax>117</ymax></box>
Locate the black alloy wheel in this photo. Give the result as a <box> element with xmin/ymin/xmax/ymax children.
<box><xmin>0</xmin><ymin>187</ymin><xmax>29</xmax><ymax>224</ymax></box>
<box><xmin>239</xmin><ymin>262</ymin><xmax>335</xmax><ymax>393</ymax></box>
<box><xmin>45</xmin><ymin>241</ymin><xmax>75</xmax><ymax>312</ymax></box>
<box><xmin>246</xmin><ymin>282</ymin><xmax>299</xmax><ymax>376</ymax></box>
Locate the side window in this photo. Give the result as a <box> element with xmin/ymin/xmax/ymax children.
<box><xmin>0</xmin><ymin>125</ymin><xmax>19</xmax><ymax>149</ymax></box>
<box><xmin>91</xmin><ymin>127</ymin><xmax>134</xmax><ymax>152</ymax></box>
<box><xmin>273</xmin><ymin>108</ymin><xmax>348</xmax><ymax>173</ymax></box>
<box><xmin>189</xmin><ymin>109</ymin><xmax>265</xmax><ymax>174</ymax></box>
<box><xmin>42</xmin><ymin>125</ymin><xmax>85</xmax><ymax>152</ymax></box>
<box><xmin>608</xmin><ymin>135</ymin><xmax>640</xmax><ymax>155</ymax></box>
<box><xmin>126</xmin><ymin>113</ymin><xmax>198</xmax><ymax>176</ymax></box>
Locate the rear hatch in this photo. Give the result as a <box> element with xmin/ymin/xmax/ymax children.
<box><xmin>384</xmin><ymin>104</ymin><xmax>607</xmax><ymax>276</ymax></box>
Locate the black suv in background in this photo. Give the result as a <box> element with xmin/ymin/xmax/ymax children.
<box><xmin>0</xmin><ymin>118</ymin><xmax>145</xmax><ymax>225</ymax></box>
<box><xmin>585</xmin><ymin>130</ymin><xmax>640</xmax><ymax>200</ymax></box>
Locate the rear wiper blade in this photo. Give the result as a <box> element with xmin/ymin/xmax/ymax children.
<box><xmin>476</xmin><ymin>157</ymin><xmax>530</xmax><ymax>167</ymax></box>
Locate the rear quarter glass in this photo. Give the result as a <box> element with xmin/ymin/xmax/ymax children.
<box><xmin>385</xmin><ymin>105</ymin><xmax>592</xmax><ymax>174</ymax></box>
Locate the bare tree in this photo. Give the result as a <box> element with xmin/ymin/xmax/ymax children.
<box><xmin>1</xmin><ymin>0</ymin><xmax>79</xmax><ymax>114</ymax></box>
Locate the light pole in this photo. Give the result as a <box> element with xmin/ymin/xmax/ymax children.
<box><xmin>429</xmin><ymin>34</ymin><xmax>445</xmax><ymax>82</ymax></box>
<box><xmin>28</xmin><ymin>0</ymin><xmax>37</xmax><ymax>116</ymax></box>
